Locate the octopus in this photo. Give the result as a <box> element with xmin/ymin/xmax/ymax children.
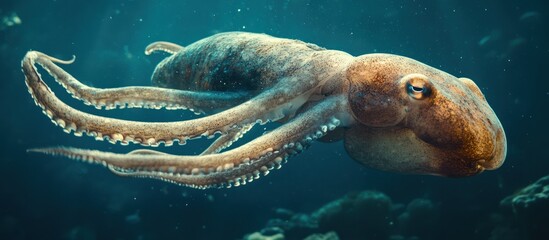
<box><xmin>21</xmin><ymin>32</ymin><xmax>507</xmax><ymax>189</ymax></box>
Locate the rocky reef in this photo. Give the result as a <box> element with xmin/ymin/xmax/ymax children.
<box><xmin>489</xmin><ymin>175</ymin><xmax>549</xmax><ymax>240</ymax></box>
<box><xmin>243</xmin><ymin>175</ymin><xmax>549</xmax><ymax>240</ymax></box>
<box><xmin>500</xmin><ymin>175</ymin><xmax>549</xmax><ymax>215</ymax></box>
<box><xmin>242</xmin><ymin>191</ymin><xmax>439</xmax><ymax>240</ymax></box>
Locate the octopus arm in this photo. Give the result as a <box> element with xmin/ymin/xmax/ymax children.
<box><xmin>200</xmin><ymin>123</ymin><xmax>255</xmax><ymax>155</ymax></box>
<box><xmin>22</xmin><ymin>51</ymin><xmax>323</xmax><ymax>146</ymax></box>
<box><xmin>29</xmin><ymin>96</ymin><xmax>347</xmax><ymax>189</ymax></box>
<box><xmin>144</xmin><ymin>41</ymin><xmax>184</xmax><ymax>55</ymax></box>
<box><xmin>29</xmin><ymin>51</ymin><xmax>248</xmax><ymax>113</ymax></box>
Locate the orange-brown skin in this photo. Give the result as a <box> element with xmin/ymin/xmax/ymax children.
<box><xmin>344</xmin><ymin>55</ymin><xmax>506</xmax><ymax>176</ymax></box>
<box><xmin>22</xmin><ymin>32</ymin><xmax>506</xmax><ymax>188</ymax></box>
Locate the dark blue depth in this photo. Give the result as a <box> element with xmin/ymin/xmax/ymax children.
<box><xmin>0</xmin><ymin>0</ymin><xmax>547</xmax><ymax>239</ymax></box>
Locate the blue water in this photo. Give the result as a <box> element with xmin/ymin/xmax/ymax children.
<box><xmin>0</xmin><ymin>0</ymin><xmax>547</xmax><ymax>239</ymax></box>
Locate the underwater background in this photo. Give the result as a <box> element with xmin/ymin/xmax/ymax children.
<box><xmin>0</xmin><ymin>0</ymin><xmax>548</xmax><ymax>239</ymax></box>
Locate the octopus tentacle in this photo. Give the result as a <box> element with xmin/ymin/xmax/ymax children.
<box><xmin>28</xmin><ymin>96</ymin><xmax>347</xmax><ymax>189</ymax></box>
<box><xmin>22</xmin><ymin>51</ymin><xmax>321</xmax><ymax>146</ymax></box>
<box><xmin>200</xmin><ymin>123</ymin><xmax>255</xmax><ymax>155</ymax></box>
<box><xmin>31</xmin><ymin>51</ymin><xmax>248</xmax><ymax>113</ymax></box>
<box><xmin>144</xmin><ymin>41</ymin><xmax>184</xmax><ymax>55</ymax></box>
<box><xmin>128</xmin><ymin>149</ymin><xmax>171</xmax><ymax>155</ymax></box>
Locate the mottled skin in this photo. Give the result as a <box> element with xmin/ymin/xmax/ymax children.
<box><xmin>21</xmin><ymin>32</ymin><xmax>506</xmax><ymax>188</ymax></box>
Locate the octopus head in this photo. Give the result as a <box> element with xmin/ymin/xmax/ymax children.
<box><xmin>343</xmin><ymin>54</ymin><xmax>506</xmax><ymax>177</ymax></box>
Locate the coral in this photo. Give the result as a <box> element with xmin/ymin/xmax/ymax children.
<box><xmin>491</xmin><ymin>175</ymin><xmax>549</xmax><ymax>240</ymax></box>
<box><xmin>500</xmin><ymin>175</ymin><xmax>549</xmax><ymax>215</ymax></box>
<box><xmin>397</xmin><ymin>198</ymin><xmax>439</xmax><ymax>239</ymax></box>
<box><xmin>303</xmin><ymin>231</ymin><xmax>340</xmax><ymax>240</ymax></box>
<box><xmin>264</xmin><ymin>212</ymin><xmax>317</xmax><ymax>239</ymax></box>
<box><xmin>243</xmin><ymin>231</ymin><xmax>340</xmax><ymax>240</ymax></box>
<box><xmin>242</xmin><ymin>191</ymin><xmax>444</xmax><ymax>240</ymax></box>
<box><xmin>311</xmin><ymin>191</ymin><xmax>394</xmax><ymax>240</ymax></box>
<box><xmin>244</xmin><ymin>232</ymin><xmax>285</xmax><ymax>240</ymax></box>
<box><xmin>241</xmin><ymin>176</ymin><xmax>549</xmax><ymax>240</ymax></box>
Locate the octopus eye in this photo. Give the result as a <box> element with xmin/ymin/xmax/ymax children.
<box><xmin>406</xmin><ymin>76</ymin><xmax>432</xmax><ymax>100</ymax></box>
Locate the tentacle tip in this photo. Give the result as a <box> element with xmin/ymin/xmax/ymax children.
<box><xmin>56</xmin><ymin>54</ymin><xmax>76</xmax><ymax>64</ymax></box>
<box><xmin>25</xmin><ymin>50</ymin><xmax>76</xmax><ymax>64</ymax></box>
<box><xmin>144</xmin><ymin>41</ymin><xmax>183</xmax><ymax>56</ymax></box>
<box><xmin>144</xmin><ymin>42</ymin><xmax>157</xmax><ymax>55</ymax></box>
<box><xmin>27</xmin><ymin>147</ymin><xmax>67</xmax><ymax>156</ymax></box>
<box><xmin>68</xmin><ymin>55</ymin><xmax>76</xmax><ymax>64</ymax></box>
<box><xmin>26</xmin><ymin>148</ymin><xmax>48</xmax><ymax>154</ymax></box>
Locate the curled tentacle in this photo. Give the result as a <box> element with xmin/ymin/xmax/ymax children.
<box><xmin>22</xmin><ymin>51</ymin><xmax>322</xmax><ymax>146</ymax></box>
<box><xmin>145</xmin><ymin>41</ymin><xmax>184</xmax><ymax>55</ymax></box>
<box><xmin>28</xmin><ymin>96</ymin><xmax>347</xmax><ymax>188</ymax></box>
<box><xmin>31</xmin><ymin>51</ymin><xmax>248</xmax><ymax>113</ymax></box>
